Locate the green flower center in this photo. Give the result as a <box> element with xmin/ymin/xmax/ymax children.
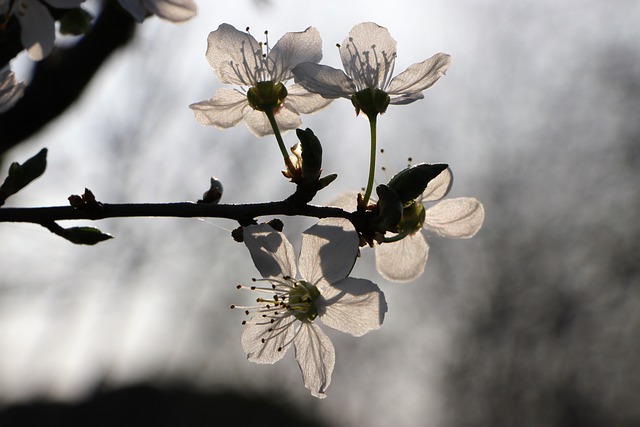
<box><xmin>398</xmin><ymin>200</ymin><xmax>426</xmax><ymax>235</ymax></box>
<box><xmin>351</xmin><ymin>87</ymin><xmax>391</xmax><ymax>118</ymax></box>
<box><xmin>247</xmin><ymin>81</ymin><xmax>288</xmax><ymax>112</ymax></box>
<box><xmin>288</xmin><ymin>280</ymin><xmax>321</xmax><ymax>322</ymax></box>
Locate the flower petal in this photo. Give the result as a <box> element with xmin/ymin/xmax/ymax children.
<box><xmin>424</xmin><ymin>198</ymin><xmax>485</xmax><ymax>238</ymax></box>
<box><xmin>294</xmin><ymin>322</ymin><xmax>335</xmax><ymax>399</ymax></box>
<box><xmin>243</xmin><ymin>224</ymin><xmax>297</xmax><ymax>279</ymax></box>
<box><xmin>143</xmin><ymin>0</ymin><xmax>197</xmax><ymax>22</ymax></box>
<box><xmin>206</xmin><ymin>24</ymin><xmax>262</xmax><ymax>86</ymax></box>
<box><xmin>328</xmin><ymin>191</ymin><xmax>359</xmax><ymax>211</ymax></box>
<box><xmin>422</xmin><ymin>167</ymin><xmax>453</xmax><ymax>201</ymax></box>
<box><xmin>285</xmin><ymin>84</ymin><xmax>333</xmax><ymax>114</ymax></box>
<box><xmin>318</xmin><ymin>277</ymin><xmax>387</xmax><ymax>336</ymax></box>
<box><xmin>340</xmin><ymin>22</ymin><xmax>397</xmax><ymax>90</ymax></box>
<box><xmin>0</xmin><ymin>70</ymin><xmax>25</xmax><ymax>113</ymax></box>
<box><xmin>18</xmin><ymin>0</ymin><xmax>55</xmax><ymax>61</ymax></box>
<box><xmin>386</xmin><ymin>52</ymin><xmax>452</xmax><ymax>97</ymax></box>
<box><xmin>243</xmin><ymin>106</ymin><xmax>301</xmax><ymax>137</ymax></box>
<box><xmin>267</xmin><ymin>27</ymin><xmax>322</xmax><ymax>82</ymax></box>
<box><xmin>241</xmin><ymin>315</ymin><xmax>296</xmax><ymax>364</ymax></box>
<box><xmin>292</xmin><ymin>62</ymin><xmax>356</xmax><ymax>99</ymax></box>
<box><xmin>189</xmin><ymin>88</ymin><xmax>249</xmax><ymax>129</ymax></box>
<box><xmin>299</xmin><ymin>219</ymin><xmax>358</xmax><ymax>285</ymax></box>
<box><xmin>375</xmin><ymin>233</ymin><xmax>429</xmax><ymax>282</ymax></box>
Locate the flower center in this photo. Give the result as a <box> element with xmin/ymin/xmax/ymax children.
<box><xmin>398</xmin><ymin>200</ymin><xmax>425</xmax><ymax>234</ymax></box>
<box><xmin>231</xmin><ymin>276</ymin><xmax>321</xmax><ymax>324</ymax></box>
<box><xmin>351</xmin><ymin>87</ymin><xmax>391</xmax><ymax>118</ymax></box>
<box><xmin>247</xmin><ymin>81</ymin><xmax>288</xmax><ymax>112</ymax></box>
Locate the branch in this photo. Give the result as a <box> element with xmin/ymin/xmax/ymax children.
<box><xmin>0</xmin><ymin>200</ymin><xmax>353</xmax><ymax>227</ymax></box>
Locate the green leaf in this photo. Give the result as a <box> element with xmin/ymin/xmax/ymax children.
<box><xmin>0</xmin><ymin>148</ymin><xmax>48</xmax><ymax>206</ymax></box>
<box><xmin>296</xmin><ymin>128</ymin><xmax>323</xmax><ymax>184</ymax></box>
<box><xmin>374</xmin><ymin>184</ymin><xmax>403</xmax><ymax>232</ymax></box>
<box><xmin>387</xmin><ymin>163</ymin><xmax>448</xmax><ymax>205</ymax></box>
<box><xmin>62</xmin><ymin>226</ymin><xmax>113</xmax><ymax>245</ymax></box>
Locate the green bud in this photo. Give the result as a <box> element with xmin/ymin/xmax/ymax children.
<box><xmin>388</xmin><ymin>163</ymin><xmax>448</xmax><ymax>205</ymax></box>
<box><xmin>398</xmin><ymin>201</ymin><xmax>426</xmax><ymax>234</ymax></box>
<box><xmin>62</xmin><ymin>226</ymin><xmax>113</xmax><ymax>245</ymax></box>
<box><xmin>0</xmin><ymin>148</ymin><xmax>47</xmax><ymax>206</ymax></box>
<box><xmin>247</xmin><ymin>81</ymin><xmax>288</xmax><ymax>112</ymax></box>
<box><xmin>296</xmin><ymin>128</ymin><xmax>323</xmax><ymax>184</ymax></box>
<box><xmin>351</xmin><ymin>88</ymin><xmax>391</xmax><ymax>118</ymax></box>
<box><xmin>374</xmin><ymin>184</ymin><xmax>403</xmax><ymax>232</ymax></box>
<box><xmin>59</xmin><ymin>7</ymin><xmax>93</xmax><ymax>36</ymax></box>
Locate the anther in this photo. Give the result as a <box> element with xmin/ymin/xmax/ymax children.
<box><xmin>277</xmin><ymin>347</ymin><xmax>283</xmax><ymax>352</ymax></box>
<box><xmin>241</xmin><ymin>320</ymin><xmax>246</xmax><ymax>325</ymax></box>
<box><xmin>230</xmin><ymin>305</ymin><xmax>236</xmax><ymax>309</ymax></box>
<box><xmin>251</xmin><ymin>278</ymin><xmax>257</xmax><ymax>282</ymax></box>
<box><xmin>261</xmin><ymin>338</ymin><xmax>266</xmax><ymax>343</ymax></box>
<box><xmin>245</xmin><ymin>310</ymin><xmax>250</xmax><ymax>315</ymax></box>
<box><xmin>246</xmin><ymin>27</ymin><xmax>250</xmax><ymax>32</ymax></box>
<box><xmin>236</xmin><ymin>285</ymin><xmax>242</xmax><ymax>289</ymax></box>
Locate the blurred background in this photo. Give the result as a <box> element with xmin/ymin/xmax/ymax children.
<box><xmin>1</xmin><ymin>0</ymin><xmax>639</xmax><ymax>426</ymax></box>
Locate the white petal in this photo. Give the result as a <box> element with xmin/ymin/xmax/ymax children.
<box><xmin>340</xmin><ymin>22</ymin><xmax>397</xmax><ymax>90</ymax></box>
<box><xmin>243</xmin><ymin>106</ymin><xmax>301</xmax><ymax>137</ymax></box>
<box><xmin>375</xmin><ymin>233</ymin><xmax>429</xmax><ymax>282</ymax></box>
<box><xmin>18</xmin><ymin>0</ymin><xmax>55</xmax><ymax>61</ymax></box>
<box><xmin>424</xmin><ymin>198</ymin><xmax>485</xmax><ymax>238</ymax></box>
<box><xmin>389</xmin><ymin>92</ymin><xmax>424</xmax><ymax>105</ymax></box>
<box><xmin>299</xmin><ymin>219</ymin><xmax>358</xmax><ymax>285</ymax></box>
<box><xmin>386</xmin><ymin>52</ymin><xmax>452</xmax><ymax>96</ymax></box>
<box><xmin>117</xmin><ymin>0</ymin><xmax>147</xmax><ymax>22</ymax></box>
<box><xmin>241</xmin><ymin>315</ymin><xmax>296</xmax><ymax>364</ymax></box>
<box><xmin>0</xmin><ymin>70</ymin><xmax>25</xmax><ymax>113</ymax></box>
<box><xmin>206</xmin><ymin>24</ymin><xmax>262</xmax><ymax>86</ymax></box>
<box><xmin>294</xmin><ymin>322</ymin><xmax>335</xmax><ymax>399</ymax></box>
<box><xmin>285</xmin><ymin>84</ymin><xmax>333</xmax><ymax>114</ymax></box>
<box><xmin>143</xmin><ymin>0</ymin><xmax>196</xmax><ymax>22</ymax></box>
<box><xmin>292</xmin><ymin>62</ymin><xmax>356</xmax><ymax>98</ymax></box>
<box><xmin>267</xmin><ymin>27</ymin><xmax>322</xmax><ymax>82</ymax></box>
<box><xmin>328</xmin><ymin>191</ymin><xmax>359</xmax><ymax>210</ymax></box>
<box><xmin>189</xmin><ymin>88</ymin><xmax>249</xmax><ymax>128</ymax></box>
<box><xmin>422</xmin><ymin>167</ymin><xmax>452</xmax><ymax>201</ymax></box>
<box><xmin>243</xmin><ymin>224</ymin><xmax>297</xmax><ymax>279</ymax></box>
<box><xmin>318</xmin><ymin>277</ymin><xmax>386</xmax><ymax>336</ymax></box>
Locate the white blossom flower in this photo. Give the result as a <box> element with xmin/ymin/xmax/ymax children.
<box><xmin>0</xmin><ymin>0</ymin><xmax>86</xmax><ymax>61</ymax></box>
<box><xmin>376</xmin><ymin>168</ymin><xmax>484</xmax><ymax>282</ymax></box>
<box><xmin>0</xmin><ymin>68</ymin><xmax>25</xmax><ymax>112</ymax></box>
<box><xmin>190</xmin><ymin>24</ymin><xmax>331</xmax><ymax>137</ymax></box>
<box><xmin>331</xmin><ymin>168</ymin><xmax>484</xmax><ymax>282</ymax></box>
<box><xmin>232</xmin><ymin>219</ymin><xmax>387</xmax><ymax>398</ymax></box>
<box><xmin>117</xmin><ymin>0</ymin><xmax>196</xmax><ymax>23</ymax></box>
<box><xmin>292</xmin><ymin>22</ymin><xmax>451</xmax><ymax>117</ymax></box>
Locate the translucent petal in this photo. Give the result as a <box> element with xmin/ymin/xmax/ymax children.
<box><xmin>386</xmin><ymin>53</ymin><xmax>452</xmax><ymax>95</ymax></box>
<box><xmin>144</xmin><ymin>0</ymin><xmax>197</xmax><ymax>22</ymax></box>
<box><xmin>285</xmin><ymin>84</ymin><xmax>333</xmax><ymax>114</ymax></box>
<box><xmin>241</xmin><ymin>315</ymin><xmax>296</xmax><ymax>364</ymax></box>
<box><xmin>268</xmin><ymin>27</ymin><xmax>322</xmax><ymax>82</ymax></box>
<box><xmin>18</xmin><ymin>1</ymin><xmax>55</xmax><ymax>61</ymax></box>
<box><xmin>294</xmin><ymin>323</ymin><xmax>335</xmax><ymax>399</ymax></box>
<box><xmin>292</xmin><ymin>63</ymin><xmax>356</xmax><ymax>99</ymax></box>
<box><xmin>243</xmin><ymin>106</ymin><xmax>301</xmax><ymax>137</ymax></box>
<box><xmin>206</xmin><ymin>24</ymin><xmax>262</xmax><ymax>86</ymax></box>
<box><xmin>318</xmin><ymin>277</ymin><xmax>387</xmax><ymax>336</ymax></box>
<box><xmin>424</xmin><ymin>198</ymin><xmax>485</xmax><ymax>238</ymax></box>
<box><xmin>189</xmin><ymin>88</ymin><xmax>249</xmax><ymax>128</ymax></box>
<box><xmin>328</xmin><ymin>191</ymin><xmax>359</xmax><ymax>210</ymax></box>
<box><xmin>299</xmin><ymin>219</ymin><xmax>358</xmax><ymax>285</ymax></box>
<box><xmin>422</xmin><ymin>167</ymin><xmax>452</xmax><ymax>201</ymax></box>
<box><xmin>340</xmin><ymin>22</ymin><xmax>397</xmax><ymax>90</ymax></box>
<box><xmin>243</xmin><ymin>224</ymin><xmax>297</xmax><ymax>279</ymax></box>
<box><xmin>0</xmin><ymin>70</ymin><xmax>25</xmax><ymax>113</ymax></box>
<box><xmin>375</xmin><ymin>233</ymin><xmax>429</xmax><ymax>282</ymax></box>
<box><xmin>389</xmin><ymin>92</ymin><xmax>424</xmax><ymax>105</ymax></box>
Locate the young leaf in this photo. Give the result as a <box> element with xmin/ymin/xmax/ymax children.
<box><xmin>0</xmin><ymin>148</ymin><xmax>48</xmax><ymax>206</ymax></box>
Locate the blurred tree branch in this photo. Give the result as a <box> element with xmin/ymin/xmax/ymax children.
<box><xmin>0</xmin><ymin>0</ymin><xmax>136</xmax><ymax>156</ymax></box>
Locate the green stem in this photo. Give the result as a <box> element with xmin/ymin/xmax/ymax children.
<box><xmin>265</xmin><ymin>108</ymin><xmax>296</xmax><ymax>176</ymax></box>
<box><xmin>362</xmin><ymin>114</ymin><xmax>378</xmax><ymax>206</ymax></box>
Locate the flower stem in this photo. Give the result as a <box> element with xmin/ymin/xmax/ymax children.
<box><xmin>362</xmin><ymin>115</ymin><xmax>378</xmax><ymax>206</ymax></box>
<box><xmin>264</xmin><ymin>108</ymin><xmax>296</xmax><ymax>176</ymax></box>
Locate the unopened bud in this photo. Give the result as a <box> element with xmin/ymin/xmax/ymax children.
<box><xmin>199</xmin><ymin>177</ymin><xmax>223</xmax><ymax>204</ymax></box>
<box><xmin>388</xmin><ymin>163</ymin><xmax>448</xmax><ymax>205</ymax></box>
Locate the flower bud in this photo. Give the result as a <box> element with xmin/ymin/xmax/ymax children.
<box><xmin>296</xmin><ymin>128</ymin><xmax>323</xmax><ymax>184</ymax></box>
<box><xmin>387</xmin><ymin>163</ymin><xmax>448</xmax><ymax>205</ymax></box>
<box><xmin>374</xmin><ymin>184</ymin><xmax>403</xmax><ymax>232</ymax></box>
<box><xmin>199</xmin><ymin>177</ymin><xmax>223</xmax><ymax>204</ymax></box>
